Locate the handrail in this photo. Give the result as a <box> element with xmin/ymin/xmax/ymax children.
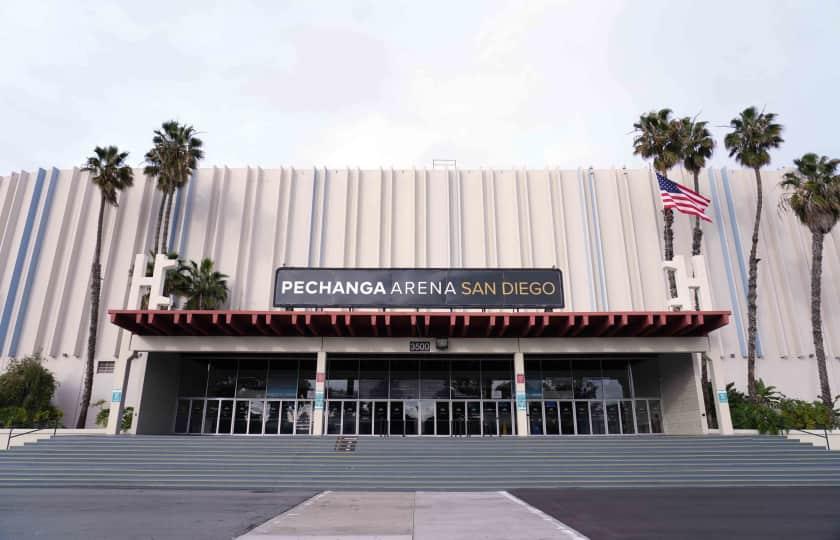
<box><xmin>787</xmin><ymin>428</ymin><xmax>832</xmax><ymax>451</ymax></box>
<box><xmin>5</xmin><ymin>421</ymin><xmax>59</xmax><ymax>450</ymax></box>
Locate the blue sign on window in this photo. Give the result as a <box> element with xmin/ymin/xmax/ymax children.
<box><xmin>717</xmin><ymin>390</ymin><xmax>728</xmax><ymax>404</ymax></box>
<box><xmin>314</xmin><ymin>390</ymin><xmax>324</xmax><ymax>410</ymax></box>
<box><xmin>111</xmin><ymin>390</ymin><xmax>123</xmax><ymax>403</ymax></box>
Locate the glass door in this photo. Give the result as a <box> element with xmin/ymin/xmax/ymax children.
<box><xmin>295</xmin><ymin>401</ymin><xmax>312</xmax><ymax>434</ymax></box>
<box><xmin>436</xmin><ymin>401</ymin><xmax>450</xmax><ymax>435</ymax></box>
<box><xmin>420</xmin><ymin>401</ymin><xmax>435</xmax><ymax>435</ymax></box>
<box><xmin>498</xmin><ymin>402</ymin><xmax>513</xmax><ymax>436</ymax></box>
<box><xmin>358</xmin><ymin>401</ymin><xmax>373</xmax><ymax>435</ymax></box>
<box><xmin>467</xmin><ymin>401</ymin><xmax>481</xmax><ymax>435</ymax></box>
<box><xmin>528</xmin><ymin>401</ymin><xmax>544</xmax><ymax>435</ymax></box>
<box><xmin>326</xmin><ymin>401</ymin><xmax>342</xmax><ymax>434</ymax></box>
<box><xmin>482</xmin><ymin>402</ymin><xmax>498</xmax><ymax>435</ymax></box>
<box><xmin>280</xmin><ymin>401</ymin><xmax>295</xmax><ymax>434</ymax></box>
<box><xmin>559</xmin><ymin>401</ymin><xmax>575</xmax><ymax>434</ymax></box>
<box><xmin>390</xmin><ymin>401</ymin><xmax>405</xmax><ymax>436</ymax></box>
<box><xmin>451</xmin><ymin>401</ymin><xmax>466</xmax><ymax>436</ymax></box>
<box><xmin>342</xmin><ymin>401</ymin><xmax>358</xmax><ymax>435</ymax></box>
<box><xmin>265</xmin><ymin>401</ymin><xmax>280</xmax><ymax>434</ymax></box>
<box><xmin>544</xmin><ymin>401</ymin><xmax>560</xmax><ymax>435</ymax></box>
<box><xmin>374</xmin><ymin>401</ymin><xmax>388</xmax><ymax>435</ymax></box>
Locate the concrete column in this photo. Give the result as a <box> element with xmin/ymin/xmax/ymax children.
<box><xmin>513</xmin><ymin>352</ymin><xmax>528</xmax><ymax>436</ymax></box>
<box><xmin>658</xmin><ymin>353</ymin><xmax>706</xmax><ymax>435</ymax></box>
<box><xmin>105</xmin><ymin>351</ymin><xmax>135</xmax><ymax>435</ymax></box>
<box><xmin>311</xmin><ymin>350</ymin><xmax>327</xmax><ymax>435</ymax></box>
<box><xmin>707</xmin><ymin>351</ymin><xmax>734</xmax><ymax>435</ymax></box>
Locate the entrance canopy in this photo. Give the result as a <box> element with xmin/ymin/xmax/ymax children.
<box><xmin>108</xmin><ymin>309</ymin><xmax>729</xmax><ymax>338</ymax></box>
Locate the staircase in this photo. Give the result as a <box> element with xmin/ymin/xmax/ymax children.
<box><xmin>1</xmin><ymin>435</ymin><xmax>839</xmax><ymax>490</ymax></box>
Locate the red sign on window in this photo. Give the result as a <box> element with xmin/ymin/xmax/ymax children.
<box><xmin>516</xmin><ymin>373</ymin><xmax>525</xmax><ymax>384</ymax></box>
<box><xmin>316</xmin><ymin>372</ymin><xmax>325</xmax><ymax>383</ymax></box>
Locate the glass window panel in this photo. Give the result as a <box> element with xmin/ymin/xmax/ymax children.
<box><xmin>374</xmin><ymin>401</ymin><xmax>389</xmax><ymax>435</ymax></box>
<box><xmin>451</xmin><ymin>359</ymin><xmax>480</xmax><ymax>398</ymax></box>
<box><xmin>203</xmin><ymin>400</ymin><xmax>219</xmax><ymax>433</ymax></box>
<box><xmin>421</xmin><ymin>401</ymin><xmax>436</xmax><ymax>435</ymax></box>
<box><xmin>421</xmin><ymin>359</ymin><xmax>450</xmax><ymax>399</ymax></box>
<box><xmin>528</xmin><ymin>401</ymin><xmax>544</xmax><ymax>435</ymax></box>
<box><xmin>267</xmin><ymin>359</ymin><xmax>298</xmax><ymax>398</ymax></box>
<box><xmin>390</xmin><ymin>359</ymin><xmax>419</xmax><ymax>399</ymax></box>
<box><xmin>327</xmin><ymin>358</ymin><xmax>359</xmax><ymax>399</ymax></box>
<box><xmin>590</xmin><ymin>401</ymin><xmax>606</xmax><ymax>434</ymax></box>
<box><xmin>482</xmin><ymin>402</ymin><xmax>498</xmax><ymax>436</ymax></box>
<box><xmin>236</xmin><ymin>359</ymin><xmax>268</xmax><ymax>398</ymax></box>
<box><xmin>265</xmin><ymin>401</ymin><xmax>280</xmax><ymax>434</ymax></box>
<box><xmin>178</xmin><ymin>358</ymin><xmax>208</xmax><ymax>397</ymax></box>
<box><xmin>218</xmin><ymin>400</ymin><xmax>234</xmax><ymax>434</ymax></box>
<box><xmin>359</xmin><ymin>401</ymin><xmax>373</xmax><ymax>435</ymax></box>
<box><xmin>298</xmin><ymin>359</ymin><xmax>316</xmax><ymax>399</ymax></box>
<box><xmin>635</xmin><ymin>400</ymin><xmax>651</xmax><ymax>433</ymax></box>
<box><xmin>174</xmin><ymin>399</ymin><xmax>190</xmax><ymax>432</ymax></box>
<box><xmin>326</xmin><ymin>401</ymin><xmax>342</xmax><ymax>434</ymax></box>
<box><xmin>544</xmin><ymin>401</ymin><xmax>560</xmax><ymax>435</ymax></box>
<box><xmin>451</xmin><ymin>401</ymin><xmax>466</xmax><ymax>436</ymax></box>
<box><xmin>525</xmin><ymin>358</ymin><xmax>542</xmax><ymax>399</ymax></box>
<box><xmin>390</xmin><ymin>402</ymin><xmax>405</xmax><ymax>435</ymax></box>
<box><xmin>606</xmin><ymin>401</ymin><xmax>621</xmax><ymax>434</ymax></box>
<box><xmin>575</xmin><ymin>401</ymin><xmax>591</xmax><ymax>434</ymax></box>
<box><xmin>359</xmin><ymin>359</ymin><xmax>389</xmax><ymax>399</ymax></box>
<box><xmin>233</xmin><ymin>401</ymin><xmax>249</xmax><ymax>434</ymax></box>
<box><xmin>188</xmin><ymin>400</ymin><xmax>204</xmax><ymax>433</ymax></box>
<box><xmin>466</xmin><ymin>401</ymin><xmax>481</xmax><ymax>435</ymax></box>
<box><xmin>498</xmin><ymin>402</ymin><xmax>513</xmax><ymax>436</ymax></box>
<box><xmin>542</xmin><ymin>359</ymin><xmax>573</xmax><ymax>399</ymax></box>
<box><xmin>631</xmin><ymin>357</ymin><xmax>661</xmax><ymax>397</ymax></box>
<box><xmin>482</xmin><ymin>359</ymin><xmax>512</xmax><ymax>399</ymax></box>
<box><xmin>601</xmin><ymin>360</ymin><xmax>631</xmax><ymax>399</ymax></box>
<box><xmin>405</xmin><ymin>400</ymin><xmax>419</xmax><ymax>435</ymax></box>
<box><xmin>649</xmin><ymin>400</ymin><xmax>663</xmax><ymax>433</ymax></box>
<box><xmin>295</xmin><ymin>401</ymin><xmax>312</xmax><ymax>434</ymax></box>
<box><xmin>559</xmin><ymin>401</ymin><xmax>575</xmax><ymax>434</ymax></box>
<box><xmin>620</xmin><ymin>400</ymin><xmax>636</xmax><ymax>434</ymax></box>
<box><xmin>280</xmin><ymin>401</ymin><xmax>295</xmax><ymax>434</ymax></box>
<box><xmin>248</xmin><ymin>400</ymin><xmax>265</xmax><ymax>434</ymax></box>
<box><xmin>206</xmin><ymin>358</ymin><xmax>236</xmax><ymax>397</ymax></box>
<box><xmin>573</xmin><ymin>360</ymin><xmax>602</xmax><ymax>399</ymax></box>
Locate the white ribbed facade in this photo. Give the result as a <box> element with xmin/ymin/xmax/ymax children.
<box><xmin>0</xmin><ymin>166</ymin><xmax>838</xmax><ymax>427</ymax></box>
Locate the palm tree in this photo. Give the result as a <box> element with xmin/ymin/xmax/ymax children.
<box><xmin>633</xmin><ymin>108</ymin><xmax>682</xmax><ymax>297</ymax></box>
<box><xmin>677</xmin><ymin>117</ymin><xmax>716</xmax><ymax>256</ymax></box>
<box><xmin>173</xmin><ymin>258</ymin><xmax>229</xmax><ymax>309</ymax></box>
<box><xmin>780</xmin><ymin>153</ymin><xmax>840</xmax><ymax>409</ymax></box>
<box><xmin>144</xmin><ymin>121</ymin><xmax>203</xmax><ymax>254</ymax></box>
<box><xmin>724</xmin><ymin>107</ymin><xmax>784</xmax><ymax>399</ymax></box>
<box><xmin>78</xmin><ymin>146</ymin><xmax>134</xmax><ymax>428</ymax></box>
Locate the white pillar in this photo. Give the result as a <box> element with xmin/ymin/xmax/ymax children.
<box><xmin>311</xmin><ymin>350</ymin><xmax>327</xmax><ymax>436</ymax></box>
<box><xmin>513</xmin><ymin>352</ymin><xmax>528</xmax><ymax>437</ymax></box>
<box><xmin>692</xmin><ymin>353</ymin><xmax>710</xmax><ymax>435</ymax></box>
<box><xmin>105</xmin><ymin>351</ymin><xmax>135</xmax><ymax>435</ymax></box>
<box><xmin>707</xmin><ymin>351</ymin><xmax>734</xmax><ymax>435</ymax></box>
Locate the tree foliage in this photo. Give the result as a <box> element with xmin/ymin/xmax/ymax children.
<box><xmin>727</xmin><ymin>381</ymin><xmax>839</xmax><ymax>434</ymax></box>
<box><xmin>781</xmin><ymin>153</ymin><xmax>840</xmax><ymax>235</ymax></box>
<box><xmin>724</xmin><ymin>106</ymin><xmax>784</xmax><ymax>169</ymax></box>
<box><xmin>171</xmin><ymin>258</ymin><xmax>229</xmax><ymax>310</ymax></box>
<box><xmin>632</xmin><ymin>108</ymin><xmax>682</xmax><ymax>173</ymax></box>
<box><xmin>0</xmin><ymin>354</ymin><xmax>62</xmax><ymax>427</ymax></box>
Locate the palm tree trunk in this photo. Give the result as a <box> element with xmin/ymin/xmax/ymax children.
<box><xmin>746</xmin><ymin>167</ymin><xmax>763</xmax><ymax>399</ymax></box>
<box><xmin>663</xmin><ymin>208</ymin><xmax>678</xmax><ymax>298</ymax></box>
<box><xmin>161</xmin><ymin>190</ymin><xmax>175</xmax><ymax>254</ymax></box>
<box><xmin>77</xmin><ymin>194</ymin><xmax>106</xmax><ymax>428</ymax></box>
<box><xmin>153</xmin><ymin>191</ymin><xmax>166</xmax><ymax>255</ymax></box>
<box><xmin>810</xmin><ymin>231</ymin><xmax>833</xmax><ymax>409</ymax></box>
<box><xmin>691</xmin><ymin>171</ymin><xmax>703</xmax><ymax>256</ymax></box>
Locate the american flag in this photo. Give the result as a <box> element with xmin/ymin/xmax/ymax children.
<box><xmin>657</xmin><ymin>173</ymin><xmax>712</xmax><ymax>222</ymax></box>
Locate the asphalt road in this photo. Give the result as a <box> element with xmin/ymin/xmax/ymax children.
<box><xmin>511</xmin><ymin>486</ymin><xmax>840</xmax><ymax>540</ymax></box>
<box><xmin>0</xmin><ymin>488</ymin><xmax>315</xmax><ymax>540</ymax></box>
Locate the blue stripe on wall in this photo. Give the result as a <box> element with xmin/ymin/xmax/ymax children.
<box><xmin>577</xmin><ymin>169</ymin><xmax>598</xmax><ymax>309</ymax></box>
<box><xmin>587</xmin><ymin>169</ymin><xmax>609</xmax><ymax>310</ymax></box>
<box><xmin>0</xmin><ymin>169</ymin><xmax>47</xmax><ymax>355</ymax></box>
<box><xmin>9</xmin><ymin>168</ymin><xmax>60</xmax><ymax>356</ymax></box>
<box><xmin>167</xmin><ymin>184</ymin><xmax>185</xmax><ymax>254</ymax></box>
<box><xmin>708</xmin><ymin>169</ymin><xmax>747</xmax><ymax>358</ymax></box>
<box><xmin>721</xmin><ymin>168</ymin><xmax>763</xmax><ymax>357</ymax></box>
<box><xmin>178</xmin><ymin>173</ymin><xmax>197</xmax><ymax>255</ymax></box>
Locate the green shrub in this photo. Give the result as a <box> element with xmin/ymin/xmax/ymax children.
<box><xmin>727</xmin><ymin>380</ymin><xmax>839</xmax><ymax>434</ymax></box>
<box><xmin>0</xmin><ymin>353</ymin><xmax>62</xmax><ymax>428</ymax></box>
<box><xmin>93</xmin><ymin>400</ymin><xmax>134</xmax><ymax>430</ymax></box>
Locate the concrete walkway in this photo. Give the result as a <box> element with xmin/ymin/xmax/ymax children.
<box><xmin>239</xmin><ymin>491</ymin><xmax>587</xmax><ymax>540</ymax></box>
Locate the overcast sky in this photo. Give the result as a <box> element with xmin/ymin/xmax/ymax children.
<box><xmin>2</xmin><ymin>0</ymin><xmax>838</xmax><ymax>174</ymax></box>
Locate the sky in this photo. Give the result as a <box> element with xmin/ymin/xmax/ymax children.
<box><xmin>1</xmin><ymin>0</ymin><xmax>839</xmax><ymax>174</ymax></box>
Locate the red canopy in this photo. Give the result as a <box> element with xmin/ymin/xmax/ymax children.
<box><xmin>108</xmin><ymin>309</ymin><xmax>729</xmax><ymax>339</ymax></box>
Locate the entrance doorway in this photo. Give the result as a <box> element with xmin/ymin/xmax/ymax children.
<box><xmin>324</xmin><ymin>399</ymin><xmax>515</xmax><ymax>436</ymax></box>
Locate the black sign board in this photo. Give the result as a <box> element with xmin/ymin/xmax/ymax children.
<box><xmin>273</xmin><ymin>268</ymin><xmax>564</xmax><ymax>309</ymax></box>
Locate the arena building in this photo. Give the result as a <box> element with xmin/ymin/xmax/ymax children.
<box><xmin>0</xmin><ymin>166</ymin><xmax>837</xmax><ymax>437</ymax></box>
